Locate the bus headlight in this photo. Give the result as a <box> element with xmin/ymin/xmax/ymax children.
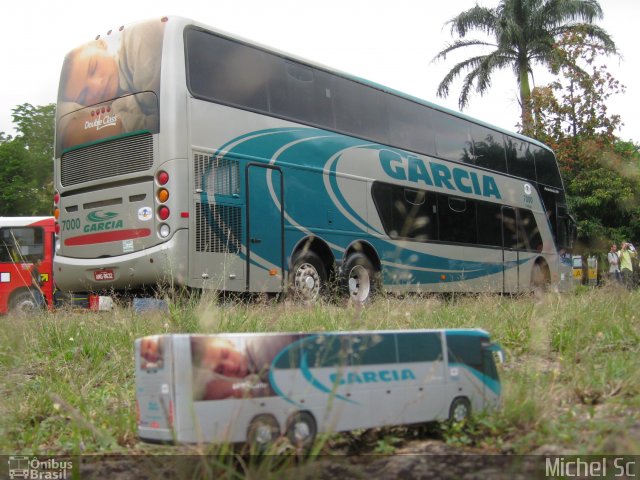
<box><xmin>159</xmin><ymin>224</ymin><xmax>171</xmax><ymax>238</ymax></box>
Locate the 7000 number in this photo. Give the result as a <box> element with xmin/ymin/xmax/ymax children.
<box><xmin>61</xmin><ymin>218</ymin><xmax>81</xmax><ymax>231</ymax></box>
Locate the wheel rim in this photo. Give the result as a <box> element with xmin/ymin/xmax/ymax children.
<box><xmin>348</xmin><ymin>265</ymin><xmax>370</xmax><ymax>302</ymax></box>
<box><xmin>13</xmin><ymin>297</ymin><xmax>37</xmax><ymax>313</ymax></box>
<box><xmin>452</xmin><ymin>402</ymin><xmax>469</xmax><ymax>422</ymax></box>
<box><xmin>294</xmin><ymin>263</ymin><xmax>321</xmax><ymax>300</ymax></box>
<box><xmin>292</xmin><ymin>421</ymin><xmax>311</xmax><ymax>443</ymax></box>
<box><xmin>255</xmin><ymin>424</ymin><xmax>274</xmax><ymax>445</ymax></box>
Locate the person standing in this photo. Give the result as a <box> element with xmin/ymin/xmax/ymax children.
<box><xmin>618</xmin><ymin>242</ymin><xmax>636</xmax><ymax>289</ymax></box>
<box><xmin>607</xmin><ymin>244</ymin><xmax>622</xmax><ymax>283</ymax></box>
<box><xmin>30</xmin><ymin>258</ymin><xmax>46</xmax><ymax>307</ymax></box>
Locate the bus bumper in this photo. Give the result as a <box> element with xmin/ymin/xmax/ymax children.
<box><xmin>53</xmin><ymin>229</ymin><xmax>188</xmax><ymax>292</ymax></box>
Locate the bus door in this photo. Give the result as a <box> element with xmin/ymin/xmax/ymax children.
<box><xmin>501</xmin><ymin>206</ymin><xmax>519</xmax><ymax>293</ymax></box>
<box><xmin>246</xmin><ymin>164</ymin><xmax>284</xmax><ymax>293</ymax></box>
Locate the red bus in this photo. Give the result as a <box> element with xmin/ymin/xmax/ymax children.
<box><xmin>0</xmin><ymin>217</ymin><xmax>55</xmax><ymax>314</ymax></box>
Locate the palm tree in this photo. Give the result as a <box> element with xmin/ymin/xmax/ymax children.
<box><xmin>433</xmin><ymin>0</ymin><xmax>615</xmax><ymax>134</ymax></box>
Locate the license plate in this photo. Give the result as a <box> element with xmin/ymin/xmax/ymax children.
<box><xmin>94</xmin><ymin>269</ymin><xmax>114</xmax><ymax>281</ymax></box>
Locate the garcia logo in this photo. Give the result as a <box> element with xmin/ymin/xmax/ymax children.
<box><xmin>379</xmin><ymin>149</ymin><xmax>502</xmax><ymax>200</ymax></box>
<box><xmin>84</xmin><ymin>210</ymin><xmax>123</xmax><ymax>233</ymax></box>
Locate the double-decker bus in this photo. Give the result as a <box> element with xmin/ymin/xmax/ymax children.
<box><xmin>136</xmin><ymin>328</ymin><xmax>504</xmax><ymax>446</ymax></box>
<box><xmin>0</xmin><ymin>217</ymin><xmax>55</xmax><ymax>313</ymax></box>
<box><xmin>53</xmin><ymin>16</ymin><xmax>575</xmax><ymax>301</ymax></box>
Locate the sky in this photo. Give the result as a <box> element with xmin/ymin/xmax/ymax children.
<box><xmin>1</xmin><ymin>0</ymin><xmax>638</xmax><ymax>141</ymax></box>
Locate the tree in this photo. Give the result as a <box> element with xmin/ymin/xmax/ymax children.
<box><xmin>0</xmin><ymin>103</ymin><xmax>55</xmax><ymax>216</ymax></box>
<box><xmin>432</xmin><ymin>0</ymin><xmax>615</xmax><ymax>135</ymax></box>
<box><xmin>529</xmin><ymin>30</ymin><xmax>639</xmax><ymax>252</ymax></box>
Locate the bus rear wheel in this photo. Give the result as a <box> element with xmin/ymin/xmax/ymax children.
<box><xmin>285</xmin><ymin>411</ymin><xmax>317</xmax><ymax>450</ymax></box>
<box><xmin>343</xmin><ymin>253</ymin><xmax>378</xmax><ymax>304</ymax></box>
<box><xmin>290</xmin><ymin>252</ymin><xmax>327</xmax><ymax>302</ymax></box>
<box><xmin>448</xmin><ymin>397</ymin><xmax>471</xmax><ymax>423</ymax></box>
<box><xmin>247</xmin><ymin>414</ymin><xmax>280</xmax><ymax>450</ymax></box>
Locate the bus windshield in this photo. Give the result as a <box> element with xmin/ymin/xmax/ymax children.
<box><xmin>55</xmin><ymin>18</ymin><xmax>166</xmax><ymax>155</ymax></box>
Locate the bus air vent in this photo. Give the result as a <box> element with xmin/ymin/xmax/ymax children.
<box><xmin>60</xmin><ymin>133</ymin><xmax>153</xmax><ymax>186</ymax></box>
<box><xmin>194</xmin><ymin>152</ymin><xmax>240</xmax><ymax>197</ymax></box>
<box><xmin>195</xmin><ymin>203</ymin><xmax>242</xmax><ymax>254</ymax></box>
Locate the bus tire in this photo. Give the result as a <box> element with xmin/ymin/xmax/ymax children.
<box><xmin>531</xmin><ymin>261</ymin><xmax>550</xmax><ymax>296</ymax></box>
<box><xmin>9</xmin><ymin>289</ymin><xmax>41</xmax><ymax>314</ymax></box>
<box><xmin>342</xmin><ymin>253</ymin><xmax>378</xmax><ymax>304</ymax></box>
<box><xmin>285</xmin><ymin>411</ymin><xmax>317</xmax><ymax>450</ymax></box>
<box><xmin>247</xmin><ymin>414</ymin><xmax>280</xmax><ymax>450</ymax></box>
<box><xmin>290</xmin><ymin>251</ymin><xmax>327</xmax><ymax>302</ymax></box>
<box><xmin>448</xmin><ymin>397</ymin><xmax>471</xmax><ymax>423</ymax></box>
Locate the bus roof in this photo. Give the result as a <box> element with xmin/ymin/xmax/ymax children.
<box><xmin>161</xmin><ymin>328</ymin><xmax>491</xmax><ymax>339</ymax></box>
<box><xmin>0</xmin><ymin>217</ymin><xmax>54</xmax><ymax>228</ymax></box>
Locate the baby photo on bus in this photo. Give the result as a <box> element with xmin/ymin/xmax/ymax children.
<box><xmin>55</xmin><ymin>18</ymin><xmax>165</xmax><ymax>152</ymax></box>
<box><xmin>190</xmin><ymin>334</ymin><xmax>297</xmax><ymax>401</ymax></box>
<box><xmin>139</xmin><ymin>335</ymin><xmax>164</xmax><ymax>370</ymax></box>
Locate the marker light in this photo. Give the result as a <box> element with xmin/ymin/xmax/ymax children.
<box><xmin>53</xmin><ymin>192</ymin><xmax>60</xmax><ymax>204</ymax></box>
<box><xmin>53</xmin><ymin>208</ymin><xmax>60</xmax><ymax>220</ymax></box>
<box><xmin>159</xmin><ymin>224</ymin><xmax>171</xmax><ymax>238</ymax></box>
<box><xmin>55</xmin><ymin>224</ymin><xmax>60</xmax><ymax>234</ymax></box>
<box><xmin>157</xmin><ymin>188</ymin><xmax>169</xmax><ymax>203</ymax></box>
<box><xmin>157</xmin><ymin>171</ymin><xmax>169</xmax><ymax>185</ymax></box>
<box><xmin>158</xmin><ymin>206</ymin><xmax>170</xmax><ymax>221</ymax></box>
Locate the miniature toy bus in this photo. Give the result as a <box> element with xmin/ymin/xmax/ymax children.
<box><xmin>135</xmin><ymin>329</ymin><xmax>504</xmax><ymax>447</ymax></box>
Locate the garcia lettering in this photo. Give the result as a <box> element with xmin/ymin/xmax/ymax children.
<box><xmin>380</xmin><ymin>149</ymin><xmax>502</xmax><ymax>200</ymax></box>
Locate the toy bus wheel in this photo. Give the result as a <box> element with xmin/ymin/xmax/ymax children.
<box><xmin>285</xmin><ymin>411</ymin><xmax>317</xmax><ymax>449</ymax></box>
<box><xmin>290</xmin><ymin>252</ymin><xmax>326</xmax><ymax>301</ymax></box>
<box><xmin>247</xmin><ymin>414</ymin><xmax>280</xmax><ymax>449</ymax></box>
<box><xmin>449</xmin><ymin>397</ymin><xmax>471</xmax><ymax>423</ymax></box>
<box><xmin>9</xmin><ymin>290</ymin><xmax>40</xmax><ymax>314</ymax></box>
<box><xmin>343</xmin><ymin>253</ymin><xmax>377</xmax><ymax>303</ymax></box>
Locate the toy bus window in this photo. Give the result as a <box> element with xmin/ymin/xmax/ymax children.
<box><xmin>446</xmin><ymin>334</ymin><xmax>483</xmax><ymax>373</ymax></box>
<box><xmin>397</xmin><ymin>332</ymin><xmax>442</xmax><ymax>363</ymax></box>
<box><xmin>350</xmin><ymin>333</ymin><xmax>397</xmax><ymax>366</ymax></box>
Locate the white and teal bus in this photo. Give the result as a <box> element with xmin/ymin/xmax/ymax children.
<box><xmin>53</xmin><ymin>16</ymin><xmax>575</xmax><ymax>301</ymax></box>
<box><xmin>135</xmin><ymin>329</ymin><xmax>504</xmax><ymax>446</ymax></box>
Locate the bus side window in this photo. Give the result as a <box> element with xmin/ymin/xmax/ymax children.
<box><xmin>438</xmin><ymin>196</ymin><xmax>477</xmax><ymax>244</ymax></box>
<box><xmin>396</xmin><ymin>332</ymin><xmax>442</xmax><ymax>362</ymax></box>
<box><xmin>470</xmin><ymin>126</ymin><xmax>507</xmax><ymax>173</ymax></box>
<box><xmin>432</xmin><ymin>113</ymin><xmax>473</xmax><ymax>163</ymax></box>
<box><xmin>505</xmin><ymin>137</ymin><xmax>536</xmax><ymax>181</ymax></box>
<box><xmin>446</xmin><ymin>334</ymin><xmax>483</xmax><ymax>373</ymax></box>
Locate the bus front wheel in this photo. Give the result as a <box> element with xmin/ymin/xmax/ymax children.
<box><xmin>290</xmin><ymin>252</ymin><xmax>327</xmax><ymax>302</ymax></box>
<box><xmin>448</xmin><ymin>397</ymin><xmax>471</xmax><ymax>423</ymax></box>
<box><xmin>531</xmin><ymin>262</ymin><xmax>550</xmax><ymax>296</ymax></box>
<box><xmin>285</xmin><ymin>411</ymin><xmax>317</xmax><ymax>450</ymax></box>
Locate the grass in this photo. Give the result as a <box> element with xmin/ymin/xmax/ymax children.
<box><xmin>0</xmin><ymin>287</ymin><xmax>638</xmax><ymax>467</ymax></box>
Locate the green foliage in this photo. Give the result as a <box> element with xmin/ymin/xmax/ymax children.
<box><xmin>0</xmin><ymin>103</ymin><xmax>55</xmax><ymax>216</ymax></box>
<box><xmin>530</xmin><ymin>30</ymin><xmax>640</xmax><ymax>252</ymax></box>
<box><xmin>433</xmin><ymin>0</ymin><xmax>615</xmax><ymax>134</ymax></box>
